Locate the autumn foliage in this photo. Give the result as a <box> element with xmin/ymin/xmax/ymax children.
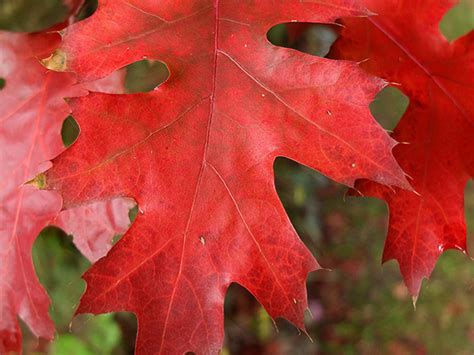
<box><xmin>0</xmin><ymin>0</ymin><xmax>472</xmax><ymax>353</ymax></box>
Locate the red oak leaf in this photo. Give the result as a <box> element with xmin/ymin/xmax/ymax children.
<box><xmin>0</xmin><ymin>31</ymin><xmax>129</xmax><ymax>352</ymax></box>
<box><xmin>43</xmin><ymin>1</ymin><xmax>410</xmax><ymax>353</ymax></box>
<box><xmin>332</xmin><ymin>0</ymin><xmax>474</xmax><ymax>296</ymax></box>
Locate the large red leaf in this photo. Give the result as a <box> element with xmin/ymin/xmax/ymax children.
<box><xmin>0</xmin><ymin>31</ymin><xmax>130</xmax><ymax>352</ymax></box>
<box><xmin>43</xmin><ymin>1</ymin><xmax>410</xmax><ymax>353</ymax></box>
<box><xmin>332</xmin><ymin>0</ymin><xmax>474</xmax><ymax>296</ymax></box>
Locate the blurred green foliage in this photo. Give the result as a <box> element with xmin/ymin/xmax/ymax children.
<box><xmin>0</xmin><ymin>0</ymin><xmax>69</xmax><ymax>32</ymax></box>
<box><xmin>1</xmin><ymin>0</ymin><xmax>473</xmax><ymax>353</ymax></box>
<box><xmin>440</xmin><ymin>0</ymin><xmax>474</xmax><ymax>40</ymax></box>
<box><xmin>30</xmin><ymin>229</ymin><xmax>124</xmax><ymax>355</ymax></box>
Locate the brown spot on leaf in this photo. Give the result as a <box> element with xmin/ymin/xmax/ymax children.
<box><xmin>41</xmin><ymin>50</ymin><xmax>67</xmax><ymax>71</ymax></box>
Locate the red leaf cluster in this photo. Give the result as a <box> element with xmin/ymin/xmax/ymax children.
<box><xmin>1</xmin><ymin>0</ymin><xmax>471</xmax><ymax>353</ymax></box>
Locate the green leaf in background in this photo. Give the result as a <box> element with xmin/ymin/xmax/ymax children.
<box><xmin>51</xmin><ymin>335</ymin><xmax>94</xmax><ymax>355</ymax></box>
<box><xmin>33</xmin><ymin>229</ymin><xmax>123</xmax><ymax>354</ymax></box>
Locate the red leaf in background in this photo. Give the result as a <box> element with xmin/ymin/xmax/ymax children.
<box><xmin>0</xmin><ymin>32</ymin><xmax>130</xmax><ymax>352</ymax></box>
<box><xmin>53</xmin><ymin>198</ymin><xmax>135</xmax><ymax>262</ymax></box>
<box><xmin>332</xmin><ymin>0</ymin><xmax>474</xmax><ymax>296</ymax></box>
<box><xmin>0</xmin><ymin>33</ymin><xmax>76</xmax><ymax>352</ymax></box>
<box><xmin>43</xmin><ymin>1</ymin><xmax>410</xmax><ymax>353</ymax></box>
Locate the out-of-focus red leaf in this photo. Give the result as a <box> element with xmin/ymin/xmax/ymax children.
<box><xmin>43</xmin><ymin>1</ymin><xmax>409</xmax><ymax>353</ymax></box>
<box><xmin>53</xmin><ymin>198</ymin><xmax>134</xmax><ymax>262</ymax></box>
<box><xmin>0</xmin><ymin>33</ymin><xmax>77</xmax><ymax>353</ymax></box>
<box><xmin>0</xmin><ymin>31</ymin><xmax>129</xmax><ymax>353</ymax></box>
<box><xmin>332</xmin><ymin>0</ymin><xmax>474</xmax><ymax>296</ymax></box>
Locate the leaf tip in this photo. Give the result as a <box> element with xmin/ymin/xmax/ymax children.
<box><xmin>301</xmin><ymin>327</ymin><xmax>314</xmax><ymax>343</ymax></box>
<box><xmin>41</xmin><ymin>50</ymin><xmax>67</xmax><ymax>72</ymax></box>
<box><xmin>271</xmin><ymin>318</ymin><xmax>279</xmax><ymax>333</ymax></box>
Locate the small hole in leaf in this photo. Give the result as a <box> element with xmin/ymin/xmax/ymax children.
<box><xmin>370</xmin><ymin>86</ymin><xmax>409</xmax><ymax>132</ymax></box>
<box><xmin>0</xmin><ymin>78</ymin><xmax>5</xmax><ymax>90</ymax></box>
<box><xmin>267</xmin><ymin>23</ymin><xmax>339</xmax><ymax>58</ymax></box>
<box><xmin>125</xmin><ymin>60</ymin><xmax>170</xmax><ymax>93</ymax></box>
<box><xmin>439</xmin><ymin>0</ymin><xmax>474</xmax><ymax>41</ymax></box>
<box><xmin>61</xmin><ymin>115</ymin><xmax>80</xmax><ymax>147</ymax></box>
